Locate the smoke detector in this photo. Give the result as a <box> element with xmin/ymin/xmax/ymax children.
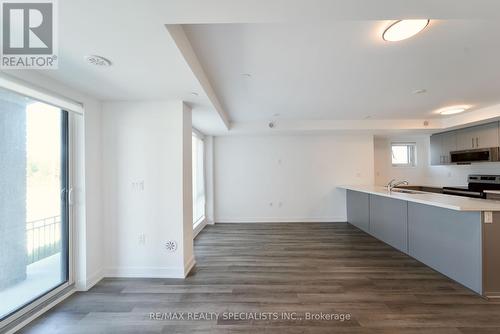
<box><xmin>85</xmin><ymin>55</ymin><xmax>112</xmax><ymax>67</ymax></box>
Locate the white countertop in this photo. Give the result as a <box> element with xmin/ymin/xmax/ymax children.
<box><xmin>339</xmin><ymin>185</ymin><xmax>500</xmax><ymax>212</ymax></box>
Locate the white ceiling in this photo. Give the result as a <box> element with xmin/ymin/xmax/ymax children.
<box><xmin>184</xmin><ymin>20</ymin><xmax>500</xmax><ymax>122</ymax></box>
<box><xmin>3</xmin><ymin>0</ymin><xmax>228</xmax><ymax>134</ymax></box>
<box><xmin>5</xmin><ymin>0</ymin><xmax>500</xmax><ymax>134</ymax></box>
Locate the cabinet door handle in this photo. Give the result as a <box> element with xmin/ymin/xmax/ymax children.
<box><xmin>472</xmin><ymin>137</ymin><xmax>475</xmax><ymax>148</ymax></box>
<box><xmin>476</xmin><ymin>137</ymin><xmax>479</xmax><ymax>148</ymax></box>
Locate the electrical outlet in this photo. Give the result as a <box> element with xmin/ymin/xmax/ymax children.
<box><xmin>484</xmin><ymin>211</ymin><xmax>493</xmax><ymax>224</ymax></box>
<box><xmin>138</xmin><ymin>233</ymin><xmax>146</xmax><ymax>245</ymax></box>
<box><xmin>132</xmin><ymin>180</ymin><xmax>145</xmax><ymax>191</ymax></box>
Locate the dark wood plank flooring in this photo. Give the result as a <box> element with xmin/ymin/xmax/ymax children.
<box><xmin>18</xmin><ymin>223</ymin><xmax>500</xmax><ymax>333</ymax></box>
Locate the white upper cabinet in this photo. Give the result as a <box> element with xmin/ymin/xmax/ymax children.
<box><xmin>456</xmin><ymin>122</ymin><xmax>500</xmax><ymax>151</ymax></box>
<box><xmin>430</xmin><ymin>132</ymin><xmax>457</xmax><ymax>165</ymax></box>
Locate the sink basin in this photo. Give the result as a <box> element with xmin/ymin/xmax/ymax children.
<box><xmin>391</xmin><ymin>189</ymin><xmax>421</xmax><ymax>194</ymax></box>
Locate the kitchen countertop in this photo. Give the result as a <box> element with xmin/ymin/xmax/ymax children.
<box><xmin>339</xmin><ymin>185</ymin><xmax>500</xmax><ymax>212</ymax></box>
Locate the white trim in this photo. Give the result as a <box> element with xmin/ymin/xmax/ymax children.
<box><xmin>104</xmin><ymin>266</ymin><xmax>188</xmax><ymax>279</ymax></box>
<box><xmin>0</xmin><ymin>282</ymin><xmax>71</xmax><ymax>330</ymax></box>
<box><xmin>184</xmin><ymin>256</ymin><xmax>196</xmax><ymax>277</ymax></box>
<box><xmin>193</xmin><ymin>218</ymin><xmax>208</xmax><ymax>238</ymax></box>
<box><xmin>0</xmin><ymin>73</ymin><xmax>83</xmax><ymax>114</ymax></box>
<box><xmin>215</xmin><ymin>217</ymin><xmax>347</xmax><ymax>223</ymax></box>
<box><xmin>76</xmin><ymin>269</ymin><xmax>103</xmax><ymax>292</ymax></box>
<box><xmin>4</xmin><ymin>288</ymin><xmax>76</xmax><ymax>334</ymax></box>
<box><xmin>192</xmin><ymin>127</ymin><xmax>205</xmax><ymax>139</ymax></box>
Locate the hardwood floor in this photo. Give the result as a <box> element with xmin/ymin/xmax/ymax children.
<box><xmin>18</xmin><ymin>223</ymin><xmax>500</xmax><ymax>333</ymax></box>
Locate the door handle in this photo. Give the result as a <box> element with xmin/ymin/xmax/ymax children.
<box><xmin>68</xmin><ymin>187</ymin><xmax>74</xmax><ymax>206</ymax></box>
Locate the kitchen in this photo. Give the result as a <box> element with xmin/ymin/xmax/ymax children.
<box><xmin>342</xmin><ymin>120</ymin><xmax>500</xmax><ymax>298</ymax></box>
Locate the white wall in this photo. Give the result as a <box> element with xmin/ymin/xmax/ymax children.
<box><xmin>214</xmin><ymin>133</ymin><xmax>374</xmax><ymax>223</ymax></box>
<box><xmin>2</xmin><ymin>71</ymin><xmax>103</xmax><ymax>290</ymax></box>
<box><xmin>102</xmin><ymin>101</ymin><xmax>194</xmax><ymax>278</ymax></box>
<box><xmin>374</xmin><ymin>135</ymin><xmax>500</xmax><ymax>187</ymax></box>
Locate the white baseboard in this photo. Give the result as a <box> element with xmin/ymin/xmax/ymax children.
<box><xmin>78</xmin><ymin>269</ymin><xmax>103</xmax><ymax>291</ymax></box>
<box><xmin>193</xmin><ymin>218</ymin><xmax>209</xmax><ymax>238</ymax></box>
<box><xmin>105</xmin><ymin>258</ymin><xmax>196</xmax><ymax>279</ymax></box>
<box><xmin>184</xmin><ymin>256</ymin><xmax>196</xmax><ymax>277</ymax></box>
<box><xmin>105</xmin><ymin>266</ymin><xmax>187</xmax><ymax>279</ymax></box>
<box><xmin>215</xmin><ymin>217</ymin><xmax>347</xmax><ymax>223</ymax></box>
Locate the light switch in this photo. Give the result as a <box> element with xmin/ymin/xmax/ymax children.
<box><xmin>484</xmin><ymin>211</ymin><xmax>493</xmax><ymax>224</ymax></box>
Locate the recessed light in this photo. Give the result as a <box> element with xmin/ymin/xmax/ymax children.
<box><xmin>413</xmin><ymin>89</ymin><xmax>427</xmax><ymax>94</ymax></box>
<box><xmin>241</xmin><ymin>73</ymin><xmax>252</xmax><ymax>78</ymax></box>
<box><xmin>84</xmin><ymin>55</ymin><xmax>112</xmax><ymax>66</ymax></box>
<box><xmin>191</xmin><ymin>92</ymin><xmax>199</xmax><ymax>97</ymax></box>
<box><xmin>273</xmin><ymin>113</ymin><xmax>280</xmax><ymax>117</ymax></box>
<box><xmin>383</xmin><ymin>20</ymin><xmax>430</xmax><ymax>42</ymax></box>
<box><xmin>437</xmin><ymin>105</ymin><xmax>471</xmax><ymax>115</ymax></box>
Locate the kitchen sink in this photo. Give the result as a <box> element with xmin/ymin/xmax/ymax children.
<box><xmin>393</xmin><ymin>185</ymin><xmax>443</xmax><ymax>194</ymax></box>
<box><xmin>391</xmin><ymin>189</ymin><xmax>421</xmax><ymax>194</ymax></box>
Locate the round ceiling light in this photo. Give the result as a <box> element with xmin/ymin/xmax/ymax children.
<box><xmin>85</xmin><ymin>55</ymin><xmax>112</xmax><ymax>67</ymax></box>
<box><xmin>383</xmin><ymin>20</ymin><xmax>430</xmax><ymax>42</ymax></box>
<box><xmin>437</xmin><ymin>105</ymin><xmax>471</xmax><ymax>115</ymax></box>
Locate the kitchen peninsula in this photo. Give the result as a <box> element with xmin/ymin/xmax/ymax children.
<box><xmin>339</xmin><ymin>185</ymin><xmax>500</xmax><ymax>297</ymax></box>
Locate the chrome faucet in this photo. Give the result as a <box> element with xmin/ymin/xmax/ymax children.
<box><xmin>387</xmin><ymin>179</ymin><xmax>409</xmax><ymax>192</ymax></box>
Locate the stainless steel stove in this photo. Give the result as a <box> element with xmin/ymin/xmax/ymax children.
<box><xmin>443</xmin><ymin>175</ymin><xmax>500</xmax><ymax>199</ymax></box>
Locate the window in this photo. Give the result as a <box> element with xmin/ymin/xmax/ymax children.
<box><xmin>391</xmin><ymin>142</ymin><xmax>417</xmax><ymax>167</ymax></box>
<box><xmin>192</xmin><ymin>133</ymin><xmax>206</xmax><ymax>225</ymax></box>
<box><xmin>0</xmin><ymin>88</ymin><xmax>70</xmax><ymax>321</ymax></box>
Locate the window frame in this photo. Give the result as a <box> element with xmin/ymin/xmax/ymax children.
<box><xmin>0</xmin><ymin>97</ymin><xmax>74</xmax><ymax>331</ymax></box>
<box><xmin>391</xmin><ymin>142</ymin><xmax>417</xmax><ymax>168</ymax></box>
<box><xmin>0</xmin><ymin>74</ymin><xmax>80</xmax><ymax>331</ymax></box>
<box><xmin>192</xmin><ymin>130</ymin><xmax>206</xmax><ymax>228</ymax></box>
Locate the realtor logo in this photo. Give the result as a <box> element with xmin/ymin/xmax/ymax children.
<box><xmin>1</xmin><ymin>0</ymin><xmax>58</xmax><ymax>69</ymax></box>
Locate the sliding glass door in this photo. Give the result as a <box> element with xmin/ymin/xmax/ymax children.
<box><xmin>0</xmin><ymin>88</ymin><xmax>69</xmax><ymax>321</ymax></box>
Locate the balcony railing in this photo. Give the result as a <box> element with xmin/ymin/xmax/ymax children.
<box><xmin>26</xmin><ymin>216</ymin><xmax>61</xmax><ymax>265</ymax></box>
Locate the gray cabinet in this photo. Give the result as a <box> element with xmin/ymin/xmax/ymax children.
<box><xmin>369</xmin><ymin>195</ymin><xmax>408</xmax><ymax>253</ymax></box>
<box><xmin>346</xmin><ymin>190</ymin><xmax>369</xmax><ymax>232</ymax></box>
<box><xmin>346</xmin><ymin>190</ymin><xmax>489</xmax><ymax>295</ymax></box>
<box><xmin>407</xmin><ymin>202</ymin><xmax>482</xmax><ymax>294</ymax></box>
<box><xmin>456</xmin><ymin>122</ymin><xmax>500</xmax><ymax>151</ymax></box>
<box><xmin>430</xmin><ymin>132</ymin><xmax>456</xmax><ymax>165</ymax></box>
<box><xmin>431</xmin><ymin>121</ymin><xmax>500</xmax><ymax>165</ymax></box>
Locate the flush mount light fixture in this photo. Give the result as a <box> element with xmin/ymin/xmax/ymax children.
<box><xmin>383</xmin><ymin>19</ymin><xmax>430</xmax><ymax>42</ymax></box>
<box><xmin>85</xmin><ymin>55</ymin><xmax>112</xmax><ymax>66</ymax></box>
<box><xmin>412</xmin><ymin>89</ymin><xmax>427</xmax><ymax>95</ymax></box>
<box><xmin>437</xmin><ymin>105</ymin><xmax>471</xmax><ymax>115</ymax></box>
